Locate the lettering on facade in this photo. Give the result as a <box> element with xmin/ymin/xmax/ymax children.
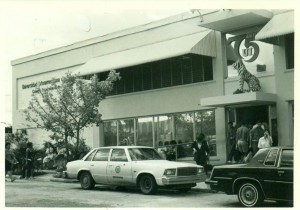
<box><xmin>22</xmin><ymin>78</ymin><xmax>61</xmax><ymax>90</ymax></box>
<box><xmin>227</xmin><ymin>32</ymin><xmax>260</xmax><ymax>63</ymax></box>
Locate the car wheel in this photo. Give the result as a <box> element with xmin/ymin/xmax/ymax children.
<box><xmin>139</xmin><ymin>175</ymin><xmax>157</xmax><ymax>195</ymax></box>
<box><xmin>80</xmin><ymin>171</ymin><xmax>95</xmax><ymax>190</ymax></box>
<box><xmin>238</xmin><ymin>182</ymin><xmax>264</xmax><ymax>207</ymax></box>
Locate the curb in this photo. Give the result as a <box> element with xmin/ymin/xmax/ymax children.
<box><xmin>50</xmin><ymin>178</ymin><xmax>79</xmax><ymax>183</ymax></box>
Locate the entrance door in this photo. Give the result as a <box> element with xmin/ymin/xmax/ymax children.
<box><xmin>236</xmin><ymin>105</ymin><xmax>269</xmax><ymax>127</ymax></box>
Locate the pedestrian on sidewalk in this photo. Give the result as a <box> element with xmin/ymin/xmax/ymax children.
<box><xmin>192</xmin><ymin>133</ymin><xmax>210</xmax><ymax>175</ymax></box>
<box><xmin>25</xmin><ymin>142</ymin><xmax>34</xmax><ymax>179</ymax></box>
<box><xmin>5</xmin><ymin>142</ymin><xmax>18</xmax><ymax>182</ymax></box>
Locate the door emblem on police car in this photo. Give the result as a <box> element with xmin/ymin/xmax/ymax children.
<box><xmin>115</xmin><ymin>166</ymin><xmax>121</xmax><ymax>173</ymax></box>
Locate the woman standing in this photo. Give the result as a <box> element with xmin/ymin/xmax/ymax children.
<box><xmin>191</xmin><ymin>133</ymin><xmax>210</xmax><ymax>174</ymax></box>
<box><xmin>258</xmin><ymin>130</ymin><xmax>273</xmax><ymax>149</ymax></box>
<box><xmin>25</xmin><ymin>142</ymin><xmax>34</xmax><ymax>179</ymax></box>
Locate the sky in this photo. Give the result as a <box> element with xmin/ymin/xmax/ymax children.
<box><xmin>0</xmin><ymin>0</ymin><xmax>297</xmax><ymax>128</ymax></box>
<box><xmin>0</xmin><ymin>1</ymin><xmax>190</xmax><ymax>127</ymax></box>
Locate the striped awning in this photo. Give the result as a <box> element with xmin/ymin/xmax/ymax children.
<box><xmin>255</xmin><ymin>11</ymin><xmax>294</xmax><ymax>41</ymax></box>
<box><xmin>72</xmin><ymin>30</ymin><xmax>216</xmax><ymax>76</ymax></box>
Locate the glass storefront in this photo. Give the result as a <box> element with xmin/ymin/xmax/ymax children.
<box><xmin>103</xmin><ymin>110</ymin><xmax>216</xmax><ymax>158</ymax></box>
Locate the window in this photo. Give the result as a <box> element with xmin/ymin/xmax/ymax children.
<box><xmin>93</xmin><ymin>149</ymin><xmax>110</xmax><ymax>161</ymax></box>
<box><xmin>111</xmin><ymin>149</ymin><xmax>128</xmax><ymax>162</ymax></box>
<box><xmin>285</xmin><ymin>33</ymin><xmax>294</xmax><ymax>69</ymax></box>
<box><xmin>171</xmin><ymin>58</ymin><xmax>182</xmax><ymax>86</ymax></box>
<box><xmin>280</xmin><ymin>149</ymin><xmax>293</xmax><ymax>167</ymax></box>
<box><xmin>85</xmin><ymin>150</ymin><xmax>97</xmax><ymax>161</ymax></box>
<box><xmin>104</xmin><ymin>121</ymin><xmax>118</xmax><ymax>146</ymax></box>
<box><xmin>136</xmin><ymin>117</ymin><xmax>153</xmax><ymax>147</ymax></box>
<box><xmin>195</xmin><ymin>110</ymin><xmax>216</xmax><ymax>156</ymax></box>
<box><xmin>264</xmin><ymin>149</ymin><xmax>279</xmax><ymax>166</ymax></box>
<box><xmin>154</xmin><ymin>115</ymin><xmax>172</xmax><ymax>147</ymax></box>
<box><xmin>118</xmin><ymin>119</ymin><xmax>135</xmax><ymax>145</ymax></box>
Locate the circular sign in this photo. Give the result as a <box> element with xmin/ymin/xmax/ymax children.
<box><xmin>115</xmin><ymin>166</ymin><xmax>121</xmax><ymax>173</ymax></box>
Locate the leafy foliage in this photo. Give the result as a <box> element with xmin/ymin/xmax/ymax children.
<box><xmin>24</xmin><ymin>70</ymin><xmax>120</xmax><ymax>160</ymax></box>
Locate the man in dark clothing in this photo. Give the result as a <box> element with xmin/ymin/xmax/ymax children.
<box><xmin>249</xmin><ymin>121</ymin><xmax>265</xmax><ymax>155</ymax></box>
<box><xmin>226</xmin><ymin>122</ymin><xmax>236</xmax><ymax>163</ymax></box>
<box><xmin>191</xmin><ymin>133</ymin><xmax>210</xmax><ymax>174</ymax></box>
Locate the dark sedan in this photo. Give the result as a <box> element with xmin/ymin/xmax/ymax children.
<box><xmin>205</xmin><ymin>146</ymin><xmax>293</xmax><ymax>207</ymax></box>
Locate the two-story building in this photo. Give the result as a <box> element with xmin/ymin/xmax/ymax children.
<box><xmin>12</xmin><ymin>9</ymin><xmax>294</xmax><ymax>164</ymax></box>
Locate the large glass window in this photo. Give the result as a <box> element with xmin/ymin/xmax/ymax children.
<box><xmin>103</xmin><ymin>121</ymin><xmax>117</xmax><ymax>146</ymax></box>
<box><xmin>226</xmin><ymin>33</ymin><xmax>275</xmax><ymax>78</ymax></box>
<box><xmin>195</xmin><ymin>110</ymin><xmax>216</xmax><ymax>156</ymax></box>
<box><xmin>93</xmin><ymin>149</ymin><xmax>110</xmax><ymax>161</ymax></box>
<box><xmin>154</xmin><ymin>115</ymin><xmax>172</xmax><ymax>147</ymax></box>
<box><xmin>136</xmin><ymin>117</ymin><xmax>153</xmax><ymax>147</ymax></box>
<box><xmin>118</xmin><ymin>119</ymin><xmax>135</xmax><ymax>145</ymax></box>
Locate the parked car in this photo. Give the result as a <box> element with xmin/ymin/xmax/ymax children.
<box><xmin>65</xmin><ymin>146</ymin><xmax>206</xmax><ymax>194</ymax></box>
<box><xmin>205</xmin><ymin>146</ymin><xmax>293</xmax><ymax>207</ymax></box>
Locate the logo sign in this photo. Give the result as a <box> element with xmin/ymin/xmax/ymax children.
<box><xmin>227</xmin><ymin>33</ymin><xmax>260</xmax><ymax>63</ymax></box>
<box><xmin>115</xmin><ymin>166</ymin><xmax>121</xmax><ymax>173</ymax></box>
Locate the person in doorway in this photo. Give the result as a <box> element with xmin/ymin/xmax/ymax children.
<box><xmin>25</xmin><ymin>142</ymin><xmax>34</xmax><ymax>179</ymax></box>
<box><xmin>258</xmin><ymin>130</ymin><xmax>273</xmax><ymax>149</ymax></box>
<box><xmin>249</xmin><ymin>120</ymin><xmax>265</xmax><ymax>155</ymax></box>
<box><xmin>235</xmin><ymin>121</ymin><xmax>250</xmax><ymax>163</ymax></box>
<box><xmin>226</xmin><ymin>122</ymin><xmax>236</xmax><ymax>163</ymax></box>
<box><xmin>5</xmin><ymin>142</ymin><xmax>18</xmax><ymax>182</ymax></box>
<box><xmin>192</xmin><ymin>133</ymin><xmax>210</xmax><ymax>174</ymax></box>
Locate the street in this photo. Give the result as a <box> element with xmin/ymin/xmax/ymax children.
<box><xmin>5</xmin><ymin>179</ymin><xmax>290</xmax><ymax>208</ymax></box>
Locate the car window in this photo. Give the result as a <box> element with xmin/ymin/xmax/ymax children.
<box><xmin>92</xmin><ymin>149</ymin><xmax>110</xmax><ymax>161</ymax></box>
<box><xmin>264</xmin><ymin>149</ymin><xmax>279</xmax><ymax>166</ymax></box>
<box><xmin>110</xmin><ymin>149</ymin><xmax>128</xmax><ymax>162</ymax></box>
<box><xmin>84</xmin><ymin>150</ymin><xmax>97</xmax><ymax>161</ymax></box>
<box><xmin>128</xmin><ymin>148</ymin><xmax>163</xmax><ymax>161</ymax></box>
<box><xmin>280</xmin><ymin>149</ymin><xmax>293</xmax><ymax>167</ymax></box>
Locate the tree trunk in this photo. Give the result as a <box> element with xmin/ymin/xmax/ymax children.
<box><xmin>75</xmin><ymin>127</ymin><xmax>80</xmax><ymax>159</ymax></box>
<box><xmin>64</xmin><ymin>131</ymin><xmax>69</xmax><ymax>160</ymax></box>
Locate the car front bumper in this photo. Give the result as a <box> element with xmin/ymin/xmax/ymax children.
<box><xmin>205</xmin><ymin>179</ymin><xmax>218</xmax><ymax>190</ymax></box>
<box><xmin>162</xmin><ymin>173</ymin><xmax>206</xmax><ymax>185</ymax></box>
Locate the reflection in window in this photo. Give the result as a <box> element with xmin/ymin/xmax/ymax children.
<box><xmin>226</xmin><ymin>33</ymin><xmax>275</xmax><ymax>78</ymax></box>
<box><xmin>111</xmin><ymin>149</ymin><xmax>128</xmax><ymax>162</ymax></box>
<box><xmin>264</xmin><ymin>149</ymin><xmax>278</xmax><ymax>166</ymax></box>
<box><xmin>136</xmin><ymin>117</ymin><xmax>153</xmax><ymax>147</ymax></box>
<box><xmin>104</xmin><ymin>121</ymin><xmax>117</xmax><ymax>146</ymax></box>
<box><xmin>195</xmin><ymin>111</ymin><xmax>216</xmax><ymax>156</ymax></box>
<box><xmin>118</xmin><ymin>119</ymin><xmax>135</xmax><ymax>145</ymax></box>
<box><xmin>154</xmin><ymin>115</ymin><xmax>172</xmax><ymax>147</ymax></box>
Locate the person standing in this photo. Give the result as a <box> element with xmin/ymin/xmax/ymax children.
<box><xmin>226</xmin><ymin>122</ymin><xmax>236</xmax><ymax>163</ymax></box>
<box><xmin>25</xmin><ymin>142</ymin><xmax>34</xmax><ymax>179</ymax></box>
<box><xmin>235</xmin><ymin>121</ymin><xmax>250</xmax><ymax>162</ymax></box>
<box><xmin>249</xmin><ymin>120</ymin><xmax>265</xmax><ymax>155</ymax></box>
<box><xmin>192</xmin><ymin>133</ymin><xmax>210</xmax><ymax>174</ymax></box>
<box><xmin>258</xmin><ymin>130</ymin><xmax>273</xmax><ymax>149</ymax></box>
<box><xmin>5</xmin><ymin>142</ymin><xmax>18</xmax><ymax>182</ymax></box>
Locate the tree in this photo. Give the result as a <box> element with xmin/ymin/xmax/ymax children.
<box><xmin>25</xmin><ymin>70</ymin><xmax>120</xmax><ymax>160</ymax></box>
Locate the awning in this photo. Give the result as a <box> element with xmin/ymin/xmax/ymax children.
<box><xmin>198</xmin><ymin>10</ymin><xmax>273</xmax><ymax>33</ymax></box>
<box><xmin>255</xmin><ymin>11</ymin><xmax>294</xmax><ymax>42</ymax></box>
<box><xmin>200</xmin><ymin>92</ymin><xmax>277</xmax><ymax>108</ymax></box>
<box><xmin>73</xmin><ymin>31</ymin><xmax>216</xmax><ymax>76</ymax></box>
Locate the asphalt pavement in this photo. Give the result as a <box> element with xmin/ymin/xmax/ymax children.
<box><xmin>9</xmin><ymin>170</ymin><xmax>214</xmax><ymax>193</ymax></box>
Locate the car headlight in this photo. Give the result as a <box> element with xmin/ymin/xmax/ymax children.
<box><xmin>164</xmin><ymin>168</ymin><xmax>176</xmax><ymax>176</ymax></box>
<box><xmin>197</xmin><ymin>167</ymin><xmax>204</xmax><ymax>174</ymax></box>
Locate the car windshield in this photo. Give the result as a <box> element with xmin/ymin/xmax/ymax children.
<box><xmin>128</xmin><ymin>148</ymin><xmax>163</xmax><ymax>161</ymax></box>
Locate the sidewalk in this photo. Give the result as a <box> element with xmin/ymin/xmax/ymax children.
<box><xmin>12</xmin><ymin>170</ymin><xmax>215</xmax><ymax>193</ymax></box>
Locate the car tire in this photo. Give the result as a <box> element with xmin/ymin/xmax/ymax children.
<box><xmin>238</xmin><ymin>182</ymin><xmax>264</xmax><ymax>207</ymax></box>
<box><xmin>80</xmin><ymin>171</ymin><xmax>95</xmax><ymax>190</ymax></box>
<box><xmin>139</xmin><ymin>174</ymin><xmax>157</xmax><ymax>195</ymax></box>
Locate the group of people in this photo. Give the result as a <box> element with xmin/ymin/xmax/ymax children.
<box><xmin>5</xmin><ymin>141</ymin><xmax>35</xmax><ymax>182</ymax></box>
<box><xmin>227</xmin><ymin>120</ymin><xmax>273</xmax><ymax>163</ymax></box>
<box><xmin>157</xmin><ymin>140</ymin><xmax>186</xmax><ymax>161</ymax></box>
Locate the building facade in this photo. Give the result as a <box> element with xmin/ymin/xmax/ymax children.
<box><xmin>12</xmin><ymin>10</ymin><xmax>294</xmax><ymax>165</ymax></box>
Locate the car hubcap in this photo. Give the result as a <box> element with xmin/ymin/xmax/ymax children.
<box><xmin>241</xmin><ymin>185</ymin><xmax>257</xmax><ymax>205</ymax></box>
<box><xmin>83</xmin><ymin>176</ymin><xmax>89</xmax><ymax>186</ymax></box>
<box><xmin>144</xmin><ymin>178</ymin><xmax>151</xmax><ymax>189</ymax></box>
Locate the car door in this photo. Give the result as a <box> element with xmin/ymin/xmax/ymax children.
<box><xmin>262</xmin><ymin>148</ymin><xmax>293</xmax><ymax>201</ymax></box>
<box><xmin>107</xmin><ymin>148</ymin><xmax>133</xmax><ymax>185</ymax></box>
<box><xmin>274</xmin><ymin>149</ymin><xmax>293</xmax><ymax>200</ymax></box>
<box><xmin>89</xmin><ymin>148</ymin><xmax>111</xmax><ymax>184</ymax></box>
